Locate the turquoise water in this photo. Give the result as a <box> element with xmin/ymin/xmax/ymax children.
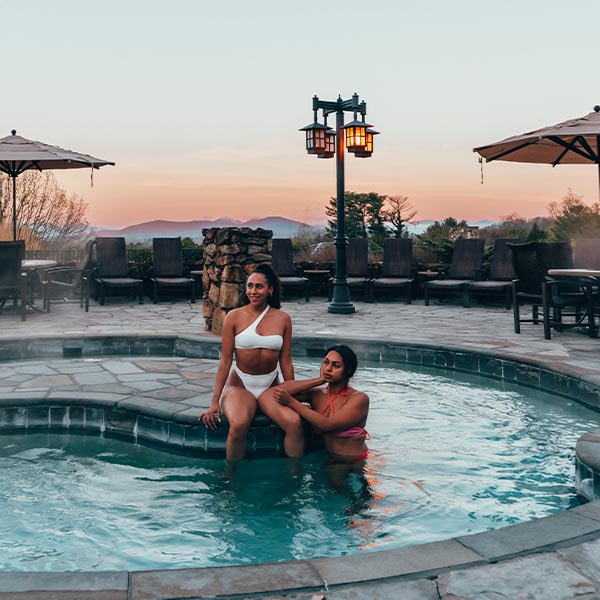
<box><xmin>1</xmin><ymin>361</ymin><xmax>599</xmax><ymax>572</ymax></box>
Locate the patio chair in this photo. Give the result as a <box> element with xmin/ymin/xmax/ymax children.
<box><xmin>271</xmin><ymin>238</ymin><xmax>309</xmax><ymax>302</ymax></box>
<box><xmin>508</xmin><ymin>241</ymin><xmax>594</xmax><ymax>339</ymax></box>
<box><xmin>87</xmin><ymin>237</ymin><xmax>143</xmax><ymax>306</ymax></box>
<box><xmin>41</xmin><ymin>266</ymin><xmax>85</xmax><ymax>313</ymax></box>
<box><xmin>0</xmin><ymin>240</ymin><xmax>27</xmax><ymax>321</ymax></box>
<box><xmin>368</xmin><ymin>238</ymin><xmax>415</xmax><ymax>303</ymax></box>
<box><xmin>574</xmin><ymin>238</ymin><xmax>600</xmax><ymax>269</ymax></box>
<box><xmin>467</xmin><ymin>239</ymin><xmax>525</xmax><ymax>309</ymax></box>
<box><xmin>149</xmin><ymin>238</ymin><xmax>196</xmax><ymax>304</ymax></box>
<box><xmin>327</xmin><ymin>238</ymin><xmax>370</xmax><ymax>302</ymax></box>
<box><xmin>424</xmin><ymin>238</ymin><xmax>485</xmax><ymax>307</ymax></box>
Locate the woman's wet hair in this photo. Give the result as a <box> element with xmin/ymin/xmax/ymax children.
<box><xmin>325</xmin><ymin>345</ymin><xmax>358</xmax><ymax>381</ymax></box>
<box><xmin>249</xmin><ymin>263</ymin><xmax>282</xmax><ymax>308</ymax></box>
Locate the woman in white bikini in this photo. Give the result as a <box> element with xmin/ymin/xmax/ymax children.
<box><xmin>200</xmin><ymin>263</ymin><xmax>303</xmax><ymax>462</ymax></box>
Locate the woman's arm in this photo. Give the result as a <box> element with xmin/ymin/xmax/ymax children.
<box><xmin>200</xmin><ymin>310</ymin><xmax>236</xmax><ymax>429</ymax></box>
<box><xmin>258</xmin><ymin>375</ymin><xmax>325</xmax><ymax>405</ymax></box>
<box><xmin>278</xmin><ymin>312</ymin><xmax>294</xmax><ymax>381</ymax></box>
<box><xmin>275</xmin><ymin>390</ymin><xmax>369</xmax><ymax>433</ymax></box>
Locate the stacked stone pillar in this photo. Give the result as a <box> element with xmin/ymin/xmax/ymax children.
<box><xmin>202</xmin><ymin>227</ymin><xmax>272</xmax><ymax>335</ymax></box>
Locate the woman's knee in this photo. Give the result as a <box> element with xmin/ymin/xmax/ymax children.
<box><xmin>227</xmin><ymin>418</ymin><xmax>252</xmax><ymax>438</ymax></box>
<box><xmin>280</xmin><ymin>410</ymin><xmax>302</xmax><ymax>434</ymax></box>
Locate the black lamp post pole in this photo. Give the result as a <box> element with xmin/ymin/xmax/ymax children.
<box><xmin>302</xmin><ymin>93</ymin><xmax>373</xmax><ymax>314</ymax></box>
<box><xmin>328</xmin><ymin>101</ymin><xmax>354</xmax><ymax>313</ymax></box>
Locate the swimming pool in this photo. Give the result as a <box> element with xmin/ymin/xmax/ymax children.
<box><xmin>1</xmin><ymin>359</ymin><xmax>598</xmax><ymax>572</ymax></box>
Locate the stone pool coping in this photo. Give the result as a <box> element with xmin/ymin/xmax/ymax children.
<box><xmin>2</xmin><ymin>332</ymin><xmax>600</xmax><ymax>598</ymax></box>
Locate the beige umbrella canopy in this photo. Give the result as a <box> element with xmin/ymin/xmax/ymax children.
<box><xmin>0</xmin><ymin>130</ymin><xmax>115</xmax><ymax>240</ymax></box>
<box><xmin>474</xmin><ymin>106</ymin><xmax>600</xmax><ymax>198</ymax></box>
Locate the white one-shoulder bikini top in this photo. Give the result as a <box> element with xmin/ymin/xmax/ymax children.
<box><xmin>234</xmin><ymin>305</ymin><xmax>284</xmax><ymax>351</ymax></box>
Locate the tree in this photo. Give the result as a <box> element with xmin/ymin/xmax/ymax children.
<box><xmin>0</xmin><ymin>172</ymin><xmax>90</xmax><ymax>248</ymax></box>
<box><xmin>547</xmin><ymin>188</ymin><xmax>600</xmax><ymax>241</ymax></box>
<box><xmin>479</xmin><ymin>213</ymin><xmax>530</xmax><ymax>242</ymax></box>
<box><xmin>527</xmin><ymin>222</ymin><xmax>547</xmax><ymax>242</ymax></box>
<box><xmin>382</xmin><ymin>194</ymin><xmax>418</xmax><ymax>238</ymax></box>
<box><xmin>326</xmin><ymin>191</ymin><xmax>390</xmax><ymax>250</ymax></box>
<box><xmin>416</xmin><ymin>217</ymin><xmax>469</xmax><ymax>264</ymax></box>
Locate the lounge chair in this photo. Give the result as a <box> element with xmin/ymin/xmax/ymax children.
<box><xmin>0</xmin><ymin>240</ymin><xmax>27</xmax><ymax>321</ymax></box>
<box><xmin>368</xmin><ymin>238</ymin><xmax>415</xmax><ymax>303</ymax></box>
<box><xmin>467</xmin><ymin>238</ymin><xmax>525</xmax><ymax>309</ymax></box>
<box><xmin>574</xmin><ymin>238</ymin><xmax>600</xmax><ymax>269</ymax></box>
<box><xmin>271</xmin><ymin>238</ymin><xmax>309</xmax><ymax>302</ymax></box>
<box><xmin>87</xmin><ymin>237</ymin><xmax>143</xmax><ymax>306</ymax></box>
<box><xmin>149</xmin><ymin>237</ymin><xmax>196</xmax><ymax>304</ymax></box>
<box><xmin>424</xmin><ymin>238</ymin><xmax>485</xmax><ymax>307</ymax></box>
<box><xmin>328</xmin><ymin>238</ymin><xmax>370</xmax><ymax>302</ymax></box>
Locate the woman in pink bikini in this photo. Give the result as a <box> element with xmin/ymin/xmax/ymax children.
<box><xmin>264</xmin><ymin>345</ymin><xmax>370</xmax><ymax>466</ymax></box>
<box><xmin>200</xmin><ymin>263</ymin><xmax>303</xmax><ymax>463</ymax></box>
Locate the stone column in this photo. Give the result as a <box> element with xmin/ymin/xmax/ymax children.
<box><xmin>202</xmin><ymin>227</ymin><xmax>272</xmax><ymax>335</ymax></box>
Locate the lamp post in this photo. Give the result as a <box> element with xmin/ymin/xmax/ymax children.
<box><xmin>300</xmin><ymin>93</ymin><xmax>377</xmax><ymax>313</ymax></box>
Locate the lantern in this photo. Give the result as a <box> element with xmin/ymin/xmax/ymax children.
<box><xmin>317</xmin><ymin>129</ymin><xmax>336</xmax><ymax>158</ymax></box>
<box><xmin>342</xmin><ymin>114</ymin><xmax>372</xmax><ymax>152</ymax></box>
<box><xmin>299</xmin><ymin>112</ymin><xmax>329</xmax><ymax>154</ymax></box>
<box><xmin>354</xmin><ymin>128</ymin><xmax>379</xmax><ymax>158</ymax></box>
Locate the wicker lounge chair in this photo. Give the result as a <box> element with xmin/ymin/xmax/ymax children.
<box><xmin>467</xmin><ymin>239</ymin><xmax>525</xmax><ymax>309</ymax></box>
<box><xmin>87</xmin><ymin>237</ymin><xmax>143</xmax><ymax>306</ymax></box>
<box><xmin>0</xmin><ymin>240</ymin><xmax>27</xmax><ymax>321</ymax></box>
<box><xmin>424</xmin><ymin>238</ymin><xmax>485</xmax><ymax>307</ymax></box>
<box><xmin>271</xmin><ymin>238</ymin><xmax>309</xmax><ymax>302</ymax></box>
<box><xmin>574</xmin><ymin>238</ymin><xmax>600</xmax><ymax>269</ymax></box>
<box><xmin>149</xmin><ymin>238</ymin><xmax>195</xmax><ymax>304</ymax></box>
<box><xmin>368</xmin><ymin>238</ymin><xmax>415</xmax><ymax>303</ymax></box>
<box><xmin>328</xmin><ymin>238</ymin><xmax>370</xmax><ymax>302</ymax></box>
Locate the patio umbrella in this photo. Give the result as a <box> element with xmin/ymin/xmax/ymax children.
<box><xmin>0</xmin><ymin>130</ymin><xmax>115</xmax><ymax>240</ymax></box>
<box><xmin>474</xmin><ymin>106</ymin><xmax>600</xmax><ymax>199</ymax></box>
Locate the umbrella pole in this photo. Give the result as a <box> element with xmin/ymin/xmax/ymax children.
<box><xmin>11</xmin><ymin>175</ymin><xmax>16</xmax><ymax>241</ymax></box>
<box><xmin>597</xmin><ymin>163</ymin><xmax>600</xmax><ymax>203</ymax></box>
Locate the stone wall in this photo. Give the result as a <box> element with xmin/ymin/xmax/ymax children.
<box><xmin>201</xmin><ymin>227</ymin><xmax>272</xmax><ymax>335</ymax></box>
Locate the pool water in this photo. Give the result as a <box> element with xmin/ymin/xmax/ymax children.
<box><xmin>1</xmin><ymin>361</ymin><xmax>599</xmax><ymax>571</ymax></box>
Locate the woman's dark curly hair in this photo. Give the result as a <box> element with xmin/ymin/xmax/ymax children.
<box><xmin>249</xmin><ymin>263</ymin><xmax>282</xmax><ymax>308</ymax></box>
<box><xmin>325</xmin><ymin>345</ymin><xmax>358</xmax><ymax>381</ymax></box>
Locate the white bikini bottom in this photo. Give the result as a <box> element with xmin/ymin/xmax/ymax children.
<box><xmin>233</xmin><ymin>366</ymin><xmax>279</xmax><ymax>399</ymax></box>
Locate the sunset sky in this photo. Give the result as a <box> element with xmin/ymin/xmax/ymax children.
<box><xmin>3</xmin><ymin>1</ymin><xmax>600</xmax><ymax>227</ymax></box>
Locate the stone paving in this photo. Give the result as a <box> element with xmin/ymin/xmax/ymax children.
<box><xmin>1</xmin><ymin>296</ymin><xmax>600</xmax><ymax>599</ymax></box>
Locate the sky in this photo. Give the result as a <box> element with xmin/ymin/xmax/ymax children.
<box><xmin>2</xmin><ymin>0</ymin><xmax>600</xmax><ymax>228</ymax></box>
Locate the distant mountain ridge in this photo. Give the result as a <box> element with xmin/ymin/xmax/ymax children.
<box><xmin>95</xmin><ymin>217</ymin><xmax>500</xmax><ymax>241</ymax></box>
<box><xmin>95</xmin><ymin>216</ymin><xmax>312</xmax><ymax>241</ymax></box>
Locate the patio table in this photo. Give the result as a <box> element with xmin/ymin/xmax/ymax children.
<box><xmin>547</xmin><ymin>269</ymin><xmax>600</xmax><ymax>338</ymax></box>
<box><xmin>21</xmin><ymin>259</ymin><xmax>58</xmax><ymax>305</ymax></box>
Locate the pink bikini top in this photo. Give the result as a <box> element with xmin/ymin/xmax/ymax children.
<box><xmin>315</xmin><ymin>386</ymin><xmax>370</xmax><ymax>439</ymax></box>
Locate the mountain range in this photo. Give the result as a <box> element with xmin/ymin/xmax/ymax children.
<box><xmin>95</xmin><ymin>216</ymin><xmax>313</xmax><ymax>241</ymax></box>
<box><xmin>94</xmin><ymin>217</ymin><xmax>499</xmax><ymax>241</ymax></box>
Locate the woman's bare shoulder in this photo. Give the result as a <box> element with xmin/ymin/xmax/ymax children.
<box><xmin>348</xmin><ymin>389</ymin><xmax>369</xmax><ymax>403</ymax></box>
<box><xmin>224</xmin><ymin>306</ymin><xmax>246</xmax><ymax>324</ymax></box>
<box><xmin>269</xmin><ymin>307</ymin><xmax>291</xmax><ymax>323</ymax></box>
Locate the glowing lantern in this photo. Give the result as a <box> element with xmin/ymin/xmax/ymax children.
<box><xmin>342</xmin><ymin>115</ymin><xmax>372</xmax><ymax>152</ymax></box>
<box><xmin>299</xmin><ymin>114</ymin><xmax>329</xmax><ymax>154</ymax></box>
<box><xmin>354</xmin><ymin>129</ymin><xmax>379</xmax><ymax>158</ymax></box>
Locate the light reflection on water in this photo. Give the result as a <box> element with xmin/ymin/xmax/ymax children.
<box><xmin>0</xmin><ymin>360</ymin><xmax>598</xmax><ymax>571</ymax></box>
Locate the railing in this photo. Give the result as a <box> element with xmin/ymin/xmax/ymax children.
<box><xmin>25</xmin><ymin>248</ymin><xmax>204</xmax><ymax>268</ymax></box>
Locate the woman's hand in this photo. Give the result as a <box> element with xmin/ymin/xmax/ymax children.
<box><xmin>200</xmin><ymin>402</ymin><xmax>222</xmax><ymax>430</ymax></box>
<box><xmin>273</xmin><ymin>388</ymin><xmax>294</xmax><ymax>406</ymax></box>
